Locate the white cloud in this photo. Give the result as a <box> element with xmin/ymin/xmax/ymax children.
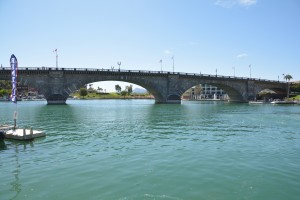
<box><xmin>214</xmin><ymin>0</ymin><xmax>236</xmax><ymax>8</ymax></box>
<box><xmin>236</xmin><ymin>53</ymin><xmax>248</xmax><ymax>58</ymax></box>
<box><xmin>238</xmin><ymin>0</ymin><xmax>257</xmax><ymax>6</ymax></box>
<box><xmin>214</xmin><ymin>0</ymin><xmax>257</xmax><ymax>8</ymax></box>
<box><xmin>163</xmin><ymin>49</ymin><xmax>172</xmax><ymax>55</ymax></box>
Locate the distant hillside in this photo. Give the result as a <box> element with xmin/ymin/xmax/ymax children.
<box><xmin>133</xmin><ymin>88</ymin><xmax>147</xmax><ymax>94</ymax></box>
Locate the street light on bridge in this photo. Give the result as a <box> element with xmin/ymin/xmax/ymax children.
<box><xmin>171</xmin><ymin>56</ymin><xmax>174</xmax><ymax>73</ymax></box>
<box><xmin>159</xmin><ymin>59</ymin><xmax>162</xmax><ymax>72</ymax></box>
<box><xmin>117</xmin><ymin>61</ymin><xmax>121</xmax><ymax>70</ymax></box>
<box><xmin>53</xmin><ymin>49</ymin><xmax>58</xmax><ymax>68</ymax></box>
<box><xmin>249</xmin><ymin>64</ymin><xmax>252</xmax><ymax>78</ymax></box>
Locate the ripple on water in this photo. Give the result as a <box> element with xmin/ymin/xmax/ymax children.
<box><xmin>1</xmin><ymin>100</ymin><xmax>300</xmax><ymax>200</ymax></box>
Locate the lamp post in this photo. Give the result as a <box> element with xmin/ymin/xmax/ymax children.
<box><xmin>249</xmin><ymin>64</ymin><xmax>252</xmax><ymax>78</ymax></box>
<box><xmin>117</xmin><ymin>61</ymin><xmax>121</xmax><ymax>70</ymax></box>
<box><xmin>53</xmin><ymin>49</ymin><xmax>58</xmax><ymax>68</ymax></box>
<box><xmin>171</xmin><ymin>56</ymin><xmax>174</xmax><ymax>73</ymax></box>
<box><xmin>159</xmin><ymin>59</ymin><xmax>162</xmax><ymax>72</ymax></box>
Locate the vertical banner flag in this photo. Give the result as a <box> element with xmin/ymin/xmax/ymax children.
<box><xmin>10</xmin><ymin>54</ymin><xmax>18</xmax><ymax>103</ymax></box>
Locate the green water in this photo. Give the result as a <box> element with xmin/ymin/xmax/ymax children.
<box><xmin>1</xmin><ymin>100</ymin><xmax>300</xmax><ymax>200</ymax></box>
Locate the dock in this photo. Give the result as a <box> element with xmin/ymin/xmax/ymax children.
<box><xmin>0</xmin><ymin>125</ymin><xmax>45</xmax><ymax>141</ymax></box>
<box><xmin>5</xmin><ymin>129</ymin><xmax>45</xmax><ymax>140</ymax></box>
<box><xmin>0</xmin><ymin>125</ymin><xmax>13</xmax><ymax>139</ymax></box>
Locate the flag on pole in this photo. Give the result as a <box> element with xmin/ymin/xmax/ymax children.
<box><xmin>159</xmin><ymin>59</ymin><xmax>162</xmax><ymax>63</ymax></box>
<box><xmin>10</xmin><ymin>54</ymin><xmax>18</xmax><ymax>104</ymax></box>
<box><xmin>53</xmin><ymin>49</ymin><xmax>57</xmax><ymax>53</ymax></box>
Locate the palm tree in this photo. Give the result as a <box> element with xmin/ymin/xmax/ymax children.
<box><xmin>258</xmin><ymin>89</ymin><xmax>276</xmax><ymax>102</ymax></box>
<box><xmin>283</xmin><ymin>74</ymin><xmax>293</xmax><ymax>98</ymax></box>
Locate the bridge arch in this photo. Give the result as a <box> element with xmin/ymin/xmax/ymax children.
<box><xmin>178</xmin><ymin>80</ymin><xmax>245</xmax><ymax>102</ymax></box>
<box><xmin>62</xmin><ymin>74</ymin><xmax>166</xmax><ymax>103</ymax></box>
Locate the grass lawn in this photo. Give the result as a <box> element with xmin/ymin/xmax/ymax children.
<box><xmin>72</xmin><ymin>92</ymin><xmax>153</xmax><ymax>99</ymax></box>
<box><xmin>290</xmin><ymin>95</ymin><xmax>300</xmax><ymax>100</ymax></box>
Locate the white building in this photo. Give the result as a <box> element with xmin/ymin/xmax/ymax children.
<box><xmin>189</xmin><ymin>84</ymin><xmax>229</xmax><ymax>100</ymax></box>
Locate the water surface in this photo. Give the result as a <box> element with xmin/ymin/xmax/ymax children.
<box><xmin>1</xmin><ymin>100</ymin><xmax>300</xmax><ymax>200</ymax></box>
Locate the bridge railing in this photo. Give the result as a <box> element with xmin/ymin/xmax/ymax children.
<box><xmin>0</xmin><ymin>66</ymin><xmax>285</xmax><ymax>83</ymax></box>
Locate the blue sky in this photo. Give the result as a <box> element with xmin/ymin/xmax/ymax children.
<box><xmin>0</xmin><ymin>0</ymin><xmax>299</xmax><ymax>91</ymax></box>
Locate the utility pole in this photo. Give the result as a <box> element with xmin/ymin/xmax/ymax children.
<box><xmin>159</xmin><ymin>59</ymin><xmax>162</xmax><ymax>72</ymax></box>
<box><xmin>117</xmin><ymin>61</ymin><xmax>121</xmax><ymax>70</ymax></box>
<box><xmin>249</xmin><ymin>64</ymin><xmax>252</xmax><ymax>78</ymax></box>
<box><xmin>171</xmin><ymin>56</ymin><xmax>174</xmax><ymax>73</ymax></box>
<box><xmin>53</xmin><ymin>49</ymin><xmax>58</xmax><ymax>68</ymax></box>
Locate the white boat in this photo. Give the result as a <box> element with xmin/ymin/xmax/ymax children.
<box><xmin>270</xmin><ymin>99</ymin><xmax>296</xmax><ymax>104</ymax></box>
<box><xmin>249</xmin><ymin>100</ymin><xmax>266</xmax><ymax>104</ymax></box>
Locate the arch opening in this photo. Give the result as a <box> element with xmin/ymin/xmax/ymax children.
<box><xmin>255</xmin><ymin>88</ymin><xmax>285</xmax><ymax>102</ymax></box>
<box><xmin>70</xmin><ymin>80</ymin><xmax>155</xmax><ymax>100</ymax></box>
<box><xmin>181</xmin><ymin>83</ymin><xmax>230</xmax><ymax>101</ymax></box>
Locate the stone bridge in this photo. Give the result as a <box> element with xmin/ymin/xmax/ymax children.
<box><xmin>0</xmin><ymin>67</ymin><xmax>286</xmax><ymax>104</ymax></box>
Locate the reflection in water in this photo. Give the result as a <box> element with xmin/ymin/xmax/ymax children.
<box><xmin>34</xmin><ymin>104</ymin><xmax>78</xmax><ymax>131</ymax></box>
<box><xmin>7</xmin><ymin>141</ymin><xmax>34</xmax><ymax>200</ymax></box>
<box><xmin>10</xmin><ymin>144</ymin><xmax>21</xmax><ymax>200</ymax></box>
<box><xmin>0</xmin><ymin>140</ymin><xmax>7</xmax><ymax>150</ymax></box>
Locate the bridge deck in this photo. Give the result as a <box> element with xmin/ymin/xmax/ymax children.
<box><xmin>0</xmin><ymin>67</ymin><xmax>283</xmax><ymax>83</ymax></box>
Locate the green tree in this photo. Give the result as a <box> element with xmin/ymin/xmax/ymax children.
<box><xmin>120</xmin><ymin>90</ymin><xmax>127</xmax><ymax>98</ymax></box>
<box><xmin>283</xmin><ymin>74</ymin><xmax>293</xmax><ymax>98</ymax></box>
<box><xmin>0</xmin><ymin>80</ymin><xmax>11</xmax><ymax>89</ymax></box>
<box><xmin>115</xmin><ymin>84</ymin><xmax>121</xmax><ymax>93</ymax></box>
<box><xmin>258</xmin><ymin>89</ymin><xmax>276</xmax><ymax>102</ymax></box>
<box><xmin>291</xmin><ymin>83</ymin><xmax>300</xmax><ymax>93</ymax></box>
<box><xmin>97</xmin><ymin>86</ymin><xmax>103</xmax><ymax>93</ymax></box>
<box><xmin>284</xmin><ymin>74</ymin><xmax>293</xmax><ymax>82</ymax></box>
<box><xmin>126</xmin><ymin>85</ymin><xmax>133</xmax><ymax>95</ymax></box>
<box><xmin>79</xmin><ymin>88</ymin><xmax>88</xmax><ymax>98</ymax></box>
<box><xmin>0</xmin><ymin>89</ymin><xmax>10</xmax><ymax>97</ymax></box>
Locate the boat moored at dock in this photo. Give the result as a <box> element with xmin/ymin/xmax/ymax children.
<box><xmin>270</xmin><ymin>99</ymin><xmax>298</xmax><ymax>105</ymax></box>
